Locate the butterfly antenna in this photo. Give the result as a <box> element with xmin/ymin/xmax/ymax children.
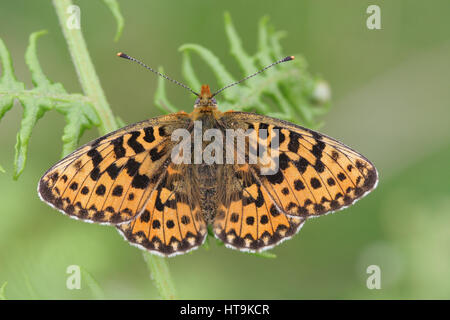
<box><xmin>117</xmin><ymin>52</ymin><xmax>199</xmax><ymax>97</ymax></box>
<box><xmin>211</xmin><ymin>56</ymin><xmax>295</xmax><ymax>97</ymax></box>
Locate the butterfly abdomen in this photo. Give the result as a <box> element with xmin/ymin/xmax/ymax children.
<box><xmin>196</xmin><ymin>163</ymin><xmax>218</xmax><ymax>224</ymax></box>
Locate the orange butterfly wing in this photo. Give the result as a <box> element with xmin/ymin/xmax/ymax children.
<box><xmin>38</xmin><ymin>113</ymin><xmax>191</xmax><ymax>225</ymax></box>
<box><xmin>117</xmin><ymin>163</ymin><xmax>207</xmax><ymax>256</ymax></box>
<box><xmin>213</xmin><ymin>163</ymin><xmax>304</xmax><ymax>252</ymax></box>
<box><xmin>219</xmin><ymin>111</ymin><xmax>378</xmax><ymax>218</ymax></box>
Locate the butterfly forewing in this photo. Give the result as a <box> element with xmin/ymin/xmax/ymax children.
<box><xmin>38</xmin><ymin>113</ymin><xmax>192</xmax><ymax>225</ymax></box>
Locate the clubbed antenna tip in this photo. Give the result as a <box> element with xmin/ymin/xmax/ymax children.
<box><xmin>283</xmin><ymin>55</ymin><xmax>295</xmax><ymax>62</ymax></box>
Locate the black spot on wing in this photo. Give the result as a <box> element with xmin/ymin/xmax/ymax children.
<box><xmin>362</xmin><ymin>167</ymin><xmax>378</xmax><ymax>190</ymax></box>
<box><xmin>278</xmin><ymin>153</ymin><xmax>290</xmax><ymax>170</ymax></box>
<box><xmin>125</xmin><ymin>158</ymin><xmax>140</xmax><ymax>176</ymax></box>
<box><xmin>154</xmin><ymin>190</ymin><xmax>165</xmax><ymax>211</ymax></box>
<box><xmin>140</xmin><ymin>210</ymin><xmax>150</xmax><ymax>222</ymax></box>
<box><xmin>260</xmin><ymin>215</ymin><xmax>269</xmax><ymax>224</ymax></box>
<box><xmin>311</xmin><ymin>141</ymin><xmax>325</xmax><ymax>159</ymax></box>
<box><xmin>266</xmin><ymin>170</ymin><xmax>284</xmax><ymax>184</ymax></box>
<box><xmin>150</xmin><ymin>148</ymin><xmax>165</xmax><ymax>161</ymax></box>
<box><xmin>143</xmin><ymin>127</ymin><xmax>155</xmax><ymax>143</ymax></box>
<box><xmin>96</xmin><ymin>184</ymin><xmax>106</xmax><ymax>196</ymax></box>
<box><xmin>310</xmin><ymin>178</ymin><xmax>321</xmax><ymax>189</ymax></box>
<box><xmin>311</xmin><ymin>131</ymin><xmax>322</xmax><ymax>140</ymax></box>
<box><xmin>288</xmin><ymin>132</ymin><xmax>301</xmax><ymax>153</ymax></box>
<box><xmin>106</xmin><ymin>163</ymin><xmax>122</xmax><ymax>180</ymax></box>
<box><xmin>90</xmin><ymin>167</ymin><xmax>101</xmax><ymax>181</ymax></box>
<box><xmin>259</xmin><ymin>123</ymin><xmax>269</xmax><ymax>130</ymax></box>
<box><xmin>293</xmin><ymin>157</ymin><xmax>309</xmax><ymax>174</ymax></box>
<box><xmin>127</xmin><ymin>131</ymin><xmax>145</xmax><ymax>154</ymax></box>
<box><xmin>294</xmin><ymin>179</ymin><xmax>305</xmax><ymax>190</ymax></box>
<box><xmin>112</xmin><ymin>185</ymin><xmax>123</xmax><ymax>197</ymax></box>
<box><xmin>112</xmin><ymin>136</ymin><xmax>126</xmax><ymax>158</ymax></box>
<box><xmin>87</xmin><ymin>148</ymin><xmax>103</xmax><ymax>167</ymax></box>
<box><xmin>152</xmin><ymin>220</ymin><xmax>161</xmax><ymax>229</ymax></box>
<box><xmin>181</xmin><ymin>215</ymin><xmax>190</xmax><ymax>225</ymax></box>
<box><xmin>327</xmin><ymin>177</ymin><xmax>336</xmax><ymax>186</ymax></box>
<box><xmin>254</xmin><ymin>188</ymin><xmax>265</xmax><ymax>208</ymax></box>
<box><xmin>158</xmin><ymin>126</ymin><xmax>167</xmax><ymax>137</ymax></box>
<box><xmin>314</xmin><ymin>159</ymin><xmax>325</xmax><ymax>173</ymax></box>
<box><xmin>132</xmin><ymin>174</ymin><xmax>150</xmax><ymax>189</ymax></box>
<box><xmin>166</xmin><ymin>220</ymin><xmax>175</xmax><ymax>229</ymax></box>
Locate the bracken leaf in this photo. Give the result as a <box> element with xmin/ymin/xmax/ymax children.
<box><xmin>180</xmin><ymin>50</ymin><xmax>201</xmax><ymax>94</ymax></box>
<box><xmin>23</xmin><ymin>273</ymin><xmax>39</xmax><ymax>299</ymax></box>
<box><xmin>0</xmin><ymin>31</ymin><xmax>100</xmax><ymax>179</ymax></box>
<box><xmin>102</xmin><ymin>0</ymin><xmax>125</xmax><ymax>42</ymax></box>
<box><xmin>80</xmin><ymin>266</ymin><xmax>106</xmax><ymax>299</ymax></box>
<box><xmin>250</xmin><ymin>251</ymin><xmax>277</xmax><ymax>259</ymax></box>
<box><xmin>0</xmin><ymin>282</ymin><xmax>7</xmax><ymax>300</ymax></box>
<box><xmin>178</xmin><ymin>43</ymin><xmax>238</xmax><ymax>99</ymax></box>
<box><xmin>154</xmin><ymin>66</ymin><xmax>178</xmax><ymax>114</ymax></box>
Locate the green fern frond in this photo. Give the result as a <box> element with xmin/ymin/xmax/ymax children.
<box><xmin>250</xmin><ymin>251</ymin><xmax>277</xmax><ymax>259</ymax></box>
<box><xmin>0</xmin><ymin>282</ymin><xmax>7</xmax><ymax>300</ymax></box>
<box><xmin>154</xmin><ymin>67</ymin><xmax>179</xmax><ymax>114</ymax></box>
<box><xmin>23</xmin><ymin>273</ymin><xmax>39</xmax><ymax>299</ymax></box>
<box><xmin>154</xmin><ymin>12</ymin><xmax>331</xmax><ymax>128</ymax></box>
<box><xmin>80</xmin><ymin>266</ymin><xmax>106</xmax><ymax>299</ymax></box>
<box><xmin>0</xmin><ymin>31</ymin><xmax>100</xmax><ymax>179</ymax></box>
<box><xmin>102</xmin><ymin>0</ymin><xmax>124</xmax><ymax>42</ymax></box>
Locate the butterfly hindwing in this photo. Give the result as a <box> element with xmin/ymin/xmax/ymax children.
<box><xmin>213</xmin><ymin>164</ymin><xmax>304</xmax><ymax>252</ymax></box>
<box><xmin>219</xmin><ymin>111</ymin><xmax>378</xmax><ymax>218</ymax></box>
<box><xmin>117</xmin><ymin>163</ymin><xmax>207</xmax><ymax>256</ymax></box>
<box><xmin>38</xmin><ymin>113</ymin><xmax>192</xmax><ymax>224</ymax></box>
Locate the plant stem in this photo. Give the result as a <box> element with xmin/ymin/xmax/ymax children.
<box><xmin>52</xmin><ymin>0</ymin><xmax>117</xmax><ymax>133</ymax></box>
<box><xmin>52</xmin><ymin>0</ymin><xmax>176</xmax><ymax>299</ymax></box>
<box><xmin>143</xmin><ymin>252</ymin><xmax>177</xmax><ymax>299</ymax></box>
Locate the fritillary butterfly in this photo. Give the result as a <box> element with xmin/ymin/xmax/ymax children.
<box><xmin>38</xmin><ymin>54</ymin><xmax>378</xmax><ymax>256</ymax></box>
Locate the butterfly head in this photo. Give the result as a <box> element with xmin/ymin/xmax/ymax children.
<box><xmin>195</xmin><ymin>85</ymin><xmax>217</xmax><ymax>108</ymax></box>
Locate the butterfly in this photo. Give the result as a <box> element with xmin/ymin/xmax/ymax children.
<box><xmin>38</xmin><ymin>53</ymin><xmax>378</xmax><ymax>257</ymax></box>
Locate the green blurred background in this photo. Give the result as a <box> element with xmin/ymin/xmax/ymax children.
<box><xmin>1</xmin><ymin>0</ymin><xmax>449</xmax><ymax>299</ymax></box>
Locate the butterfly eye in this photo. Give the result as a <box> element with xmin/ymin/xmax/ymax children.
<box><xmin>194</xmin><ymin>97</ymin><xmax>217</xmax><ymax>107</ymax></box>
